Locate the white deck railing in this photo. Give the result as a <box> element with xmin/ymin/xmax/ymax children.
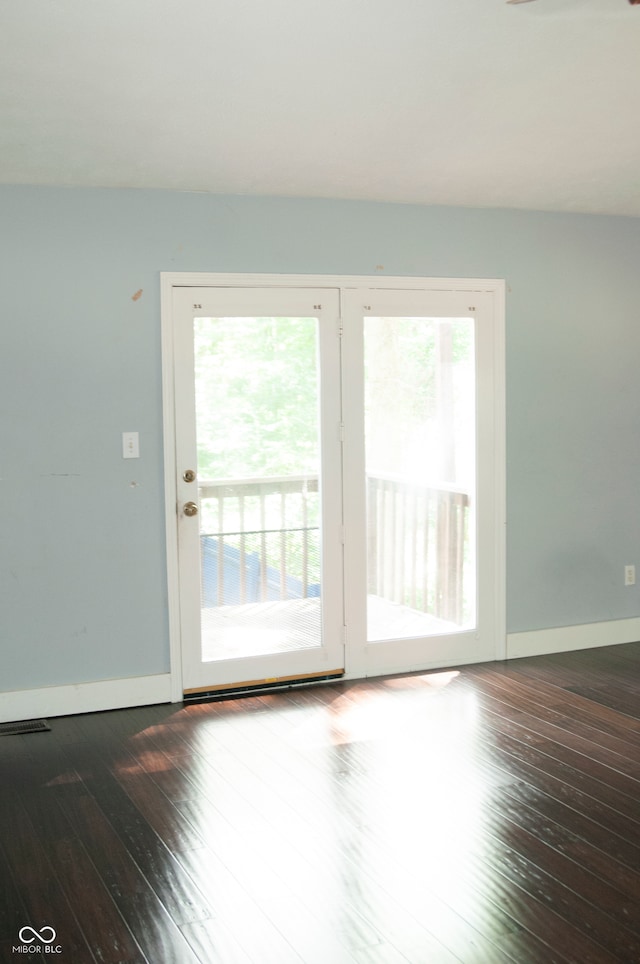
<box><xmin>199</xmin><ymin>474</ymin><xmax>469</xmax><ymax>622</ymax></box>
<box><xmin>366</xmin><ymin>473</ymin><xmax>470</xmax><ymax>624</ymax></box>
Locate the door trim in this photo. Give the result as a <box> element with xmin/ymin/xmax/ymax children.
<box><xmin>161</xmin><ymin>273</ymin><xmax>506</xmax><ymax>701</ymax></box>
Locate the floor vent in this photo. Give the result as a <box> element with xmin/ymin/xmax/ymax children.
<box><xmin>0</xmin><ymin>719</ymin><xmax>51</xmax><ymax>736</ymax></box>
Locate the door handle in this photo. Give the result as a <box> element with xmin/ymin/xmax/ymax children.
<box><xmin>183</xmin><ymin>501</ymin><xmax>198</xmax><ymax>517</ymax></box>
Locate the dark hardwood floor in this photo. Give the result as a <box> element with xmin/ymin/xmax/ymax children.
<box><xmin>2</xmin><ymin>642</ymin><xmax>640</xmax><ymax>963</ymax></box>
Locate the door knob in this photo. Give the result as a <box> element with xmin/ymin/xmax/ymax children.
<box><xmin>183</xmin><ymin>501</ymin><xmax>198</xmax><ymax>517</ymax></box>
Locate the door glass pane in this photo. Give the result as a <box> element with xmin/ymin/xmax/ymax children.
<box><xmin>364</xmin><ymin>317</ymin><xmax>476</xmax><ymax>642</ymax></box>
<box><xmin>194</xmin><ymin>317</ymin><xmax>322</xmax><ymax>661</ymax></box>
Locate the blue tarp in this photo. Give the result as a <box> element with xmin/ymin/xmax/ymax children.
<box><xmin>201</xmin><ymin>536</ymin><xmax>320</xmax><ymax>606</ymax></box>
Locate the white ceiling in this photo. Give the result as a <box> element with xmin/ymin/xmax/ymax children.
<box><xmin>2</xmin><ymin>0</ymin><xmax>640</xmax><ymax>215</ymax></box>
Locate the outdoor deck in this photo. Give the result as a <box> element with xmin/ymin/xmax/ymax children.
<box><xmin>201</xmin><ymin>596</ymin><xmax>459</xmax><ymax>662</ymax></box>
<box><xmin>199</xmin><ymin>472</ymin><xmax>471</xmax><ymax>662</ymax></box>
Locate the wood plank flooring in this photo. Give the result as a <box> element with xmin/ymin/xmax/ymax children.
<box><xmin>1</xmin><ymin>642</ymin><xmax>640</xmax><ymax>963</ymax></box>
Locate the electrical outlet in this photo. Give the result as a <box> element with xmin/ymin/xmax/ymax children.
<box><xmin>625</xmin><ymin>564</ymin><xmax>636</xmax><ymax>587</ymax></box>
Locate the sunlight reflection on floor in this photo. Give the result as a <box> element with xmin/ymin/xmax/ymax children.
<box><xmin>135</xmin><ymin>668</ymin><xmax>494</xmax><ymax>953</ymax></box>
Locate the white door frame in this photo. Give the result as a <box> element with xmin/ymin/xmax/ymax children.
<box><xmin>161</xmin><ymin>272</ymin><xmax>506</xmax><ymax>702</ymax></box>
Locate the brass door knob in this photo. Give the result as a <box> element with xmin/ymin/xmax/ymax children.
<box><xmin>183</xmin><ymin>501</ymin><xmax>198</xmax><ymax>517</ymax></box>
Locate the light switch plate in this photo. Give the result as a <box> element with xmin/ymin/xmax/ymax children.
<box><xmin>122</xmin><ymin>432</ymin><xmax>140</xmax><ymax>459</ymax></box>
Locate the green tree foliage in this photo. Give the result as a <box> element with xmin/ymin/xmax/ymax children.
<box><xmin>194</xmin><ymin>316</ymin><xmax>320</xmax><ymax>480</ymax></box>
<box><xmin>365</xmin><ymin>316</ymin><xmax>474</xmax><ymax>482</ymax></box>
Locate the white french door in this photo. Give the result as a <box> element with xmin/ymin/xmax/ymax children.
<box><xmin>171</xmin><ymin>285</ymin><xmax>345</xmax><ymax>693</ymax></box>
<box><xmin>342</xmin><ymin>286</ymin><xmax>502</xmax><ymax>678</ymax></box>
<box><xmin>163</xmin><ymin>275</ymin><xmax>504</xmax><ymax>696</ymax></box>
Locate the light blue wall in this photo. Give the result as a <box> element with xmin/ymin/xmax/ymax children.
<box><xmin>2</xmin><ymin>186</ymin><xmax>640</xmax><ymax>692</ymax></box>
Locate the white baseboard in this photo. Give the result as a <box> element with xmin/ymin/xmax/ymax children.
<box><xmin>506</xmin><ymin>617</ymin><xmax>640</xmax><ymax>660</ymax></box>
<box><xmin>0</xmin><ymin>673</ymin><xmax>172</xmax><ymax>724</ymax></box>
<box><xmin>2</xmin><ymin>620</ymin><xmax>636</xmax><ymax>724</ymax></box>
